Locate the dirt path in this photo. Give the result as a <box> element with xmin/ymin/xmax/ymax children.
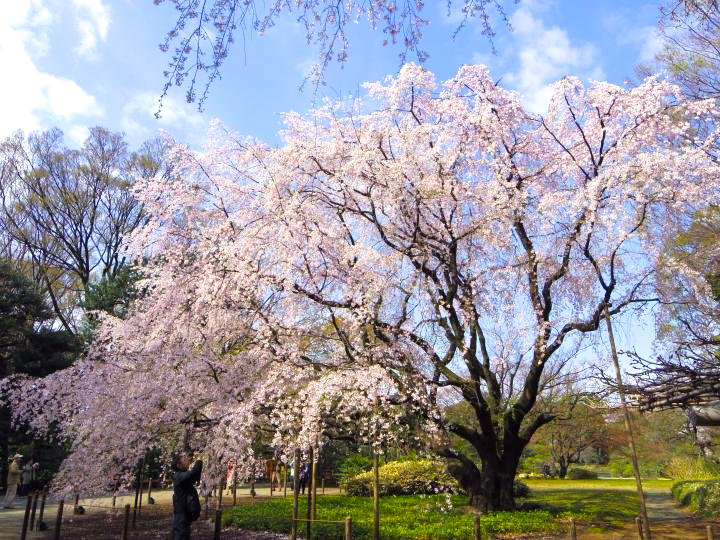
<box><xmin>581</xmin><ymin>491</ymin><xmax>717</xmax><ymax>539</ymax></box>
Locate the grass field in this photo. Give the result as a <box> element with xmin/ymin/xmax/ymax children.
<box><xmin>222</xmin><ymin>479</ymin><xmax>672</xmax><ymax>538</ymax></box>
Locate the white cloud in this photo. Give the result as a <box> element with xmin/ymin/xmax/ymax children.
<box><xmin>0</xmin><ymin>1</ymin><xmax>102</xmax><ymax>137</ymax></box>
<box><xmin>71</xmin><ymin>0</ymin><xmax>110</xmax><ymax>58</ymax></box>
<box><xmin>502</xmin><ymin>1</ymin><xmax>604</xmax><ymax>114</ymax></box>
<box><xmin>121</xmin><ymin>93</ymin><xmax>208</xmax><ymax>148</ymax></box>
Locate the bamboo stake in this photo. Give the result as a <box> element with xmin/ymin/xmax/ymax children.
<box><xmin>292</xmin><ymin>450</ymin><xmax>300</xmax><ymax>540</ymax></box>
<box><xmin>307</xmin><ymin>447</ymin><xmax>313</xmax><ymax>540</ymax></box>
<box><xmin>373</xmin><ymin>451</ymin><xmax>380</xmax><ymax>540</ymax></box>
<box><xmin>606</xmin><ymin>305</ymin><xmax>651</xmax><ymax>539</ymax></box>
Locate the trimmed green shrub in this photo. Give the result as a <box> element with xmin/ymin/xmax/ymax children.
<box><xmin>672</xmin><ymin>480</ymin><xmax>720</xmax><ymax>517</ymax></box>
<box><xmin>513</xmin><ymin>480</ymin><xmax>531</xmax><ymax>498</ymax></box>
<box><xmin>567</xmin><ymin>468</ymin><xmax>598</xmax><ymax>480</ymax></box>
<box><xmin>337</xmin><ymin>455</ymin><xmax>373</xmax><ymax>488</ymax></box>
<box><xmin>346</xmin><ymin>460</ymin><xmax>462</xmax><ymax>496</ymax></box>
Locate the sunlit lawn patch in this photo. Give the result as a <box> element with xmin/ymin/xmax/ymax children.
<box><xmin>222</xmin><ymin>479</ymin><xmax>674</xmax><ymax>538</ymax></box>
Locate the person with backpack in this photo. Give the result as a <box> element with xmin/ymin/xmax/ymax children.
<box><xmin>172</xmin><ymin>452</ymin><xmax>203</xmax><ymax>540</ymax></box>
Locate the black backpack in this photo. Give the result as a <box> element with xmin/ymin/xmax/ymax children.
<box><xmin>186</xmin><ymin>491</ymin><xmax>201</xmax><ymax>521</ymax></box>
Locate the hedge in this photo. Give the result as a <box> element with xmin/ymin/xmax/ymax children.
<box><xmin>672</xmin><ymin>479</ymin><xmax>720</xmax><ymax>517</ymax></box>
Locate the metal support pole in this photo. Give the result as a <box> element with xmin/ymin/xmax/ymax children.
<box><xmin>606</xmin><ymin>306</ymin><xmax>651</xmax><ymax>539</ymax></box>
<box><xmin>53</xmin><ymin>499</ymin><xmax>64</xmax><ymax>540</ymax></box>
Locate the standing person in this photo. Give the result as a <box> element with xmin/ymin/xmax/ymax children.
<box><xmin>3</xmin><ymin>454</ymin><xmax>22</xmax><ymax>509</ymax></box>
<box><xmin>225</xmin><ymin>462</ymin><xmax>235</xmax><ymax>496</ymax></box>
<box><xmin>20</xmin><ymin>458</ymin><xmax>35</xmax><ymax>496</ymax></box>
<box><xmin>172</xmin><ymin>452</ymin><xmax>203</xmax><ymax>540</ymax></box>
<box><xmin>299</xmin><ymin>463</ymin><xmax>309</xmax><ymax>494</ymax></box>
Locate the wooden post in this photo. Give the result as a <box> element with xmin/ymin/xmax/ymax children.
<box><xmin>73</xmin><ymin>491</ymin><xmax>80</xmax><ymax>514</ymax></box>
<box><xmin>232</xmin><ymin>476</ymin><xmax>237</xmax><ymax>506</ymax></box>
<box><xmin>292</xmin><ymin>450</ymin><xmax>300</xmax><ymax>540</ymax></box>
<box><xmin>322</xmin><ymin>477</ymin><xmax>325</xmax><ymax>495</ymax></box>
<box><xmin>122</xmin><ymin>504</ymin><xmax>131</xmax><ymax>540</ymax></box>
<box><xmin>53</xmin><ymin>499</ymin><xmax>64</xmax><ymax>540</ymax></box>
<box><xmin>37</xmin><ymin>488</ymin><xmax>47</xmax><ymax>528</ymax></box>
<box><xmin>344</xmin><ymin>516</ymin><xmax>353</xmax><ymax>540</ymax></box>
<box><xmin>306</xmin><ymin>447</ymin><xmax>313</xmax><ymax>540</ymax></box>
<box><xmin>218</xmin><ymin>479</ymin><xmax>224</xmax><ymax>509</ymax></box>
<box><xmin>132</xmin><ymin>478</ymin><xmax>140</xmax><ymax>527</ymax></box>
<box><xmin>214</xmin><ymin>509</ymin><xmax>222</xmax><ymax>540</ymax></box>
<box><xmin>707</xmin><ymin>524</ymin><xmax>715</xmax><ymax>540</ymax></box>
<box><xmin>635</xmin><ymin>516</ymin><xmax>644</xmax><ymax>539</ymax></box>
<box><xmin>373</xmin><ymin>451</ymin><xmax>380</xmax><ymax>540</ymax></box>
<box><xmin>311</xmin><ymin>450</ymin><xmax>318</xmax><ymax>521</ymax></box>
<box><xmin>147</xmin><ymin>477</ymin><xmax>153</xmax><ymax>504</ymax></box>
<box><xmin>20</xmin><ymin>494</ymin><xmax>32</xmax><ymax>540</ymax></box>
<box><xmin>606</xmin><ymin>306</ymin><xmax>651</xmax><ymax>539</ymax></box>
<box><xmin>474</xmin><ymin>514</ymin><xmax>482</xmax><ymax>540</ymax></box>
<box><xmin>251</xmin><ymin>481</ymin><xmax>256</xmax><ymax>503</ymax></box>
<box><xmin>30</xmin><ymin>490</ymin><xmax>39</xmax><ymax>530</ymax></box>
<box><xmin>204</xmin><ymin>494</ymin><xmax>209</xmax><ymax>519</ymax></box>
<box><xmin>112</xmin><ymin>490</ymin><xmax>117</xmax><ymax>508</ymax></box>
<box><xmin>570</xmin><ymin>518</ymin><xmax>577</xmax><ymax>540</ymax></box>
<box><xmin>138</xmin><ymin>476</ymin><xmax>144</xmax><ymax>515</ymax></box>
<box><xmin>283</xmin><ymin>464</ymin><xmax>288</xmax><ymax>498</ymax></box>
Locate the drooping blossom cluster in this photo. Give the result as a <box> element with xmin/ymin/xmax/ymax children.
<box><xmin>5</xmin><ymin>64</ymin><xmax>720</xmax><ymax>503</ymax></box>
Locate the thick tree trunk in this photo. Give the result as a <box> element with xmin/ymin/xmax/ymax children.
<box><xmin>447</xmin><ymin>455</ymin><xmax>519</xmax><ymax>512</ymax></box>
<box><xmin>557</xmin><ymin>458</ymin><xmax>568</xmax><ymax>479</ymax></box>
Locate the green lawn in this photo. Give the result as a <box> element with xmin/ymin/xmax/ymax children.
<box><xmin>222</xmin><ymin>479</ymin><xmax>674</xmax><ymax>539</ymax></box>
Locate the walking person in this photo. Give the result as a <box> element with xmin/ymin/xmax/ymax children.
<box><xmin>3</xmin><ymin>454</ymin><xmax>22</xmax><ymax>509</ymax></box>
<box><xmin>172</xmin><ymin>452</ymin><xmax>203</xmax><ymax>540</ymax></box>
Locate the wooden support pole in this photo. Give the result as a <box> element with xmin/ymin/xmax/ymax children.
<box><xmin>147</xmin><ymin>477</ymin><xmax>153</xmax><ymax>504</ymax></box>
<box><xmin>30</xmin><ymin>490</ymin><xmax>39</xmax><ymax>530</ymax></box>
<box><xmin>112</xmin><ymin>490</ymin><xmax>117</xmax><ymax>508</ymax></box>
<box><xmin>122</xmin><ymin>504</ymin><xmax>131</xmax><ymax>540</ymax></box>
<box><xmin>53</xmin><ymin>499</ymin><xmax>64</xmax><ymax>540</ymax></box>
<box><xmin>474</xmin><ymin>514</ymin><xmax>482</xmax><ymax>540</ymax></box>
<box><xmin>635</xmin><ymin>516</ymin><xmax>644</xmax><ymax>539</ymax></box>
<box><xmin>20</xmin><ymin>494</ymin><xmax>32</xmax><ymax>540</ymax></box>
<box><xmin>373</xmin><ymin>451</ymin><xmax>380</xmax><ymax>540</ymax></box>
<box><xmin>37</xmin><ymin>488</ymin><xmax>47</xmax><ymax>528</ymax></box>
<box><xmin>232</xmin><ymin>476</ymin><xmax>237</xmax><ymax>506</ymax></box>
<box><xmin>218</xmin><ymin>479</ymin><xmax>224</xmax><ymax>509</ymax></box>
<box><xmin>251</xmin><ymin>481</ymin><xmax>256</xmax><ymax>503</ymax></box>
<box><xmin>311</xmin><ymin>451</ymin><xmax>318</xmax><ymax>521</ymax></box>
<box><xmin>708</xmin><ymin>524</ymin><xmax>715</xmax><ymax>540</ymax></box>
<box><xmin>204</xmin><ymin>494</ymin><xmax>209</xmax><ymax>519</ymax></box>
<box><xmin>73</xmin><ymin>492</ymin><xmax>79</xmax><ymax>514</ymax></box>
<box><xmin>344</xmin><ymin>516</ymin><xmax>353</xmax><ymax>540</ymax></box>
<box><xmin>606</xmin><ymin>306</ymin><xmax>651</xmax><ymax>540</ymax></box>
<box><xmin>283</xmin><ymin>464</ymin><xmax>288</xmax><ymax>498</ymax></box>
<box><xmin>214</xmin><ymin>509</ymin><xmax>222</xmax><ymax>540</ymax></box>
<box><xmin>292</xmin><ymin>450</ymin><xmax>300</xmax><ymax>540</ymax></box>
<box><xmin>570</xmin><ymin>518</ymin><xmax>577</xmax><ymax>540</ymax></box>
<box><xmin>132</xmin><ymin>479</ymin><xmax>140</xmax><ymax>527</ymax></box>
<box><xmin>138</xmin><ymin>476</ymin><xmax>144</xmax><ymax>515</ymax></box>
<box><xmin>322</xmin><ymin>477</ymin><xmax>325</xmax><ymax>495</ymax></box>
<box><xmin>306</xmin><ymin>447</ymin><xmax>313</xmax><ymax>540</ymax></box>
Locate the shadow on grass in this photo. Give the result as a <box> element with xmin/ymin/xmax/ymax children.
<box><xmin>521</xmin><ymin>488</ymin><xmax>641</xmax><ymax>527</ymax></box>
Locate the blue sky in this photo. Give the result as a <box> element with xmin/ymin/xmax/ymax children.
<box><xmin>2</xmin><ymin>0</ymin><xmax>664</xmax><ymax>150</ymax></box>
<box><xmin>3</xmin><ymin>0</ymin><xmax>662</xmax><ymax>363</ymax></box>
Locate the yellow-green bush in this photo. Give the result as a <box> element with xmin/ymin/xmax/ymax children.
<box><xmin>663</xmin><ymin>456</ymin><xmax>720</xmax><ymax>480</ymax></box>
<box><xmin>346</xmin><ymin>459</ymin><xmax>462</xmax><ymax>496</ymax></box>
